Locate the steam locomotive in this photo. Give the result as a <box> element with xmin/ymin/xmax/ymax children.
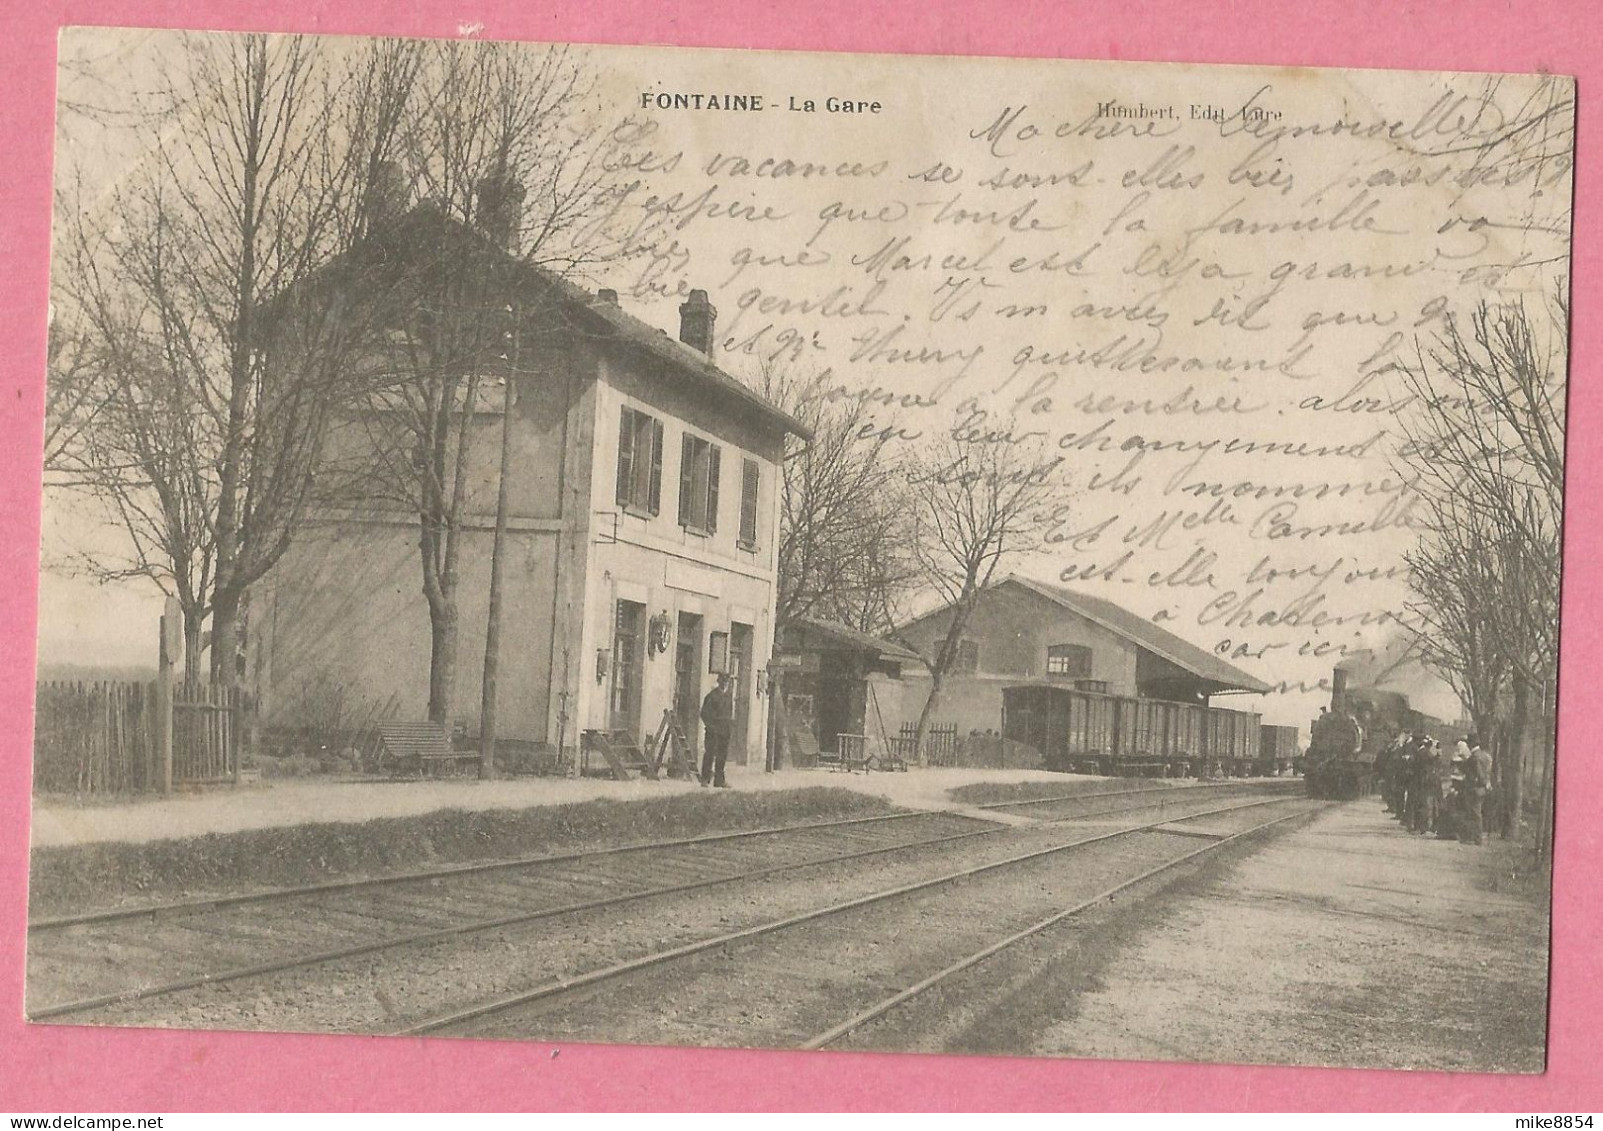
<box><xmin>1304</xmin><ymin>667</ymin><xmax>1451</xmax><ymax>799</ymax></box>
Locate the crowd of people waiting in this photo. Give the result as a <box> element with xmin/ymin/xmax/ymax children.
<box><xmin>1374</xmin><ymin>732</ymin><xmax>1495</xmax><ymax>844</ymax></box>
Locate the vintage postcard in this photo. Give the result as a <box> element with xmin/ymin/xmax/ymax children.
<box><xmin>30</xmin><ymin>28</ymin><xmax>1571</xmax><ymax>1073</ymax></box>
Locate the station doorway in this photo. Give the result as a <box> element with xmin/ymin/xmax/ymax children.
<box><xmin>609</xmin><ymin>600</ymin><xmax>646</xmax><ymax>738</ymax></box>
<box><xmin>730</xmin><ymin>622</ymin><xmax>755</xmax><ymax>764</ymax></box>
<box><xmin>674</xmin><ymin>612</ymin><xmax>704</xmax><ymax>752</ymax></box>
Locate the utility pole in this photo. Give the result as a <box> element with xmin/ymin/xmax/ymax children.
<box><xmin>766</xmin><ymin>666</ymin><xmax>784</xmax><ymax>772</ymax></box>
<box><xmin>479</xmin><ymin>304</ymin><xmax>520</xmax><ymax>781</ymax></box>
<box><xmin>157</xmin><ymin>595</ymin><xmax>180</xmax><ymax>794</ymax></box>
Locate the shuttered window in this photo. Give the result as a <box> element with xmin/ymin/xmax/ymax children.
<box><xmin>739</xmin><ymin>458</ymin><xmax>760</xmax><ymax>549</ymax></box>
<box><xmin>615</xmin><ymin>407</ymin><xmax>663</xmax><ymax>514</ymax></box>
<box><xmin>678</xmin><ymin>433</ymin><xmax>721</xmax><ymax>533</ymax></box>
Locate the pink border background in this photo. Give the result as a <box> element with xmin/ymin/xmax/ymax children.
<box><xmin>3</xmin><ymin>0</ymin><xmax>1599</xmax><ymax>1112</ymax></box>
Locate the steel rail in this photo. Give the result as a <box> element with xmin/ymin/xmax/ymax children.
<box><xmin>801</xmin><ymin>803</ymin><xmax>1325</xmax><ymax>1049</ymax></box>
<box><xmin>977</xmin><ymin>779</ymin><xmax>1299</xmax><ymax>811</ymax></box>
<box><xmin>26</xmin><ymin>821</ymin><xmax>993</xmax><ymax>1021</ymax></box>
<box><xmin>28</xmin><ymin>784</ymin><xmax>1282</xmax><ymax>1021</ymax></box>
<box><xmin>27</xmin><ymin>808</ymin><xmax>949</xmax><ymax>932</ymax></box>
<box><xmin>30</xmin><ymin>779</ymin><xmax>1289</xmax><ymax>932</ymax></box>
<box><xmin>397</xmin><ymin>794</ymin><xmax>1308</xmax><ymax>1038</ymax></box>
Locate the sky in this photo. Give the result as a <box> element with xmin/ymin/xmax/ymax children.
<box><xmin>37</xmin><ymin>30</ymin><xmax>1572</xmax><ymax>729</ymax></box>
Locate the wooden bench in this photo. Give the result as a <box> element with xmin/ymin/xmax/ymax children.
<box><xmin>834</xmin><ymin>734</ymin><xmax>873</xmax><ymax>774</ymax></box>
<box><xmin>814</xmin><ymin>746</ymin><xmax>845</xmax><ymax>771</ymax></box>
<box><xmin>582</xmin><ymin>729</ymin><xmax>659</xmax><ymax>781</ymax></box>
<box><xmin>377</xmin><ymin>721</ymin><xmax>478</xmax><ymax>778</ymax></box>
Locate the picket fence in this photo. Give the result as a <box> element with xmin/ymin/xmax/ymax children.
<box><xmin>900</xmin><ymin>722</ymin><xmax>960</xmax><ymax>766</ymax></box>
<box><xmin>34</xmin><ymin>679</ymin><xmax>245</xmax><ymax>796</ymax></box>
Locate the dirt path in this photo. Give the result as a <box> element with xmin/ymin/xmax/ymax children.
<box><xmin>1027</xmin><ymin>800</ymin><xmax>1549</xmax><ymax>1072</ymax></box>
<box><xmin>30</xmin><ymin>766</ymin><xmax>1079</xmax><ymax>849</ymax></box>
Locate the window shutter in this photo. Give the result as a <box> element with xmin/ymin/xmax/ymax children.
<box><xmin>648</xmin><ymin>418</ymin><xmax>664</xmax><ymax>515</ymax></box>
<box><xmin>615</xmin><ymin>410</ymin><xmax>634</xmax><ymax>508</ymax></box>
<box><xmin>706</xmin><ymin>444</ymin><xmax>721</xmax><ymax>533</ymax></box>
<box><xmin>679</xmin><ymin>433</ymin><xmax>695</xmax><ymax>526</ymax></box>
<box><xmin>740</xmin><ymin>459</ymin><xmax>760</xmax><ymax>546</ymax></box>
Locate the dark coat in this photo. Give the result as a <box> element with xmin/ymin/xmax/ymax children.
<box><xmin>701</xmin><ymin>685</ymin><xmax>733</xmax><ymax>731</ymax></box>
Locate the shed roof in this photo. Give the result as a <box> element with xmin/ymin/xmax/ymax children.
<box><xmin>1003</xmin><ymin>576</ymin><xmax>1272</xmax><ymax>694</ymax></box>
<box><xmin>327</xmin><ymin>204</ymin><xmax>812</xmax><ymax>441</ymax></box>
<box><xmin>897</xmin><ymin>576</ymin><xmax>1271</xmax><ymax>695</ymax></box>
<box><xmin>782</xmin><ymin>618</ymin><xmax>921</xmax><ymax>663</ymax></box>
<box><xmin>535</xmin><ymin>261</ymin><xmax>813</xmax><ymax>441</ymax></box>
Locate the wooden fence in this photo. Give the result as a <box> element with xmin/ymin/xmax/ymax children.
<box><xmin>900</xmin><ymin>722</ymin><xmax>960</xmax><ymax>766</ymax></box>
<box><xmin>173</xmin><ymin>682</ymin><xmax>243</xmax><ymax>784</ymax></box>
<box><xmin>33</xmin><ymin>681</ymin><xmax>161</xmax><ymax>795</ymax></box>
<box><xmin>34</xmin><ymin>679</ymin><xmax>245</xmax><ymax>796</ymax></box>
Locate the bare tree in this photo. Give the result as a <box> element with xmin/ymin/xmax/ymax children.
<box><xmin>1404</xmin><ymin>497</ymin><xmax>1509</xmax><ymax>742</ymax></box>
<box><xmin>49</xmin><ymin>34</ymin><xmax>414</xmax><ymax>683</ymax></box>
<box><xmin>180</xmin><ymin>34</ymin><xmax>399</xmax><ymax>686</ymax></box>
<box><xmin>753</xmin><ymin>365</ymin><xmax>918</xmax><ymax>636</ymax></box>
<box><xmin>42</xmin><ymin>304</ymin><xmax>118</xmax><ymax>480</ymax></box>
<box><xmin>337</xmin><ymin>40</ymin><xmax>618</xmax><ymax>747</ymax></box>
<box><xmin>50</xmin><ymin>185</ymin><xmax>227</xmax><ymax>676</ymax></box>
<box><xmin>902</xmin><ymin>429</ymin><xmax>1060</xmax><ymax>758</ymax></box>
<box><xmin>1397</xmin><ymin>295</ymin><xmax>1567</xmax><ymax>839</ymax></box>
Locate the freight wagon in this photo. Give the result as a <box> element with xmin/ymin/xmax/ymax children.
<box><xmin>1259</xmin><ymin>724</ymin><xmax>1302</xmax><ymax>776</ymax></box>
<box><xmin>1000</xmin><ymin>682</ymin><xmax>1267</xmax><ymax>778</ymax></box>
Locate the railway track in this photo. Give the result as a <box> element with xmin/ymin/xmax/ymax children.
<box><xmin>28</xmin><ymin>779</ymin><xmax>1298</xmax><ymax>1025</ymax></box>
<box><xmin>400</xmin><ymin>793</ymin><xmax>1324</xmax><ymax>1042</ymax></box>
<box><xmin>29</xmin><ymin>777</ymin><xmax>1290</xmax><ymax>932</ymax></box>
<box><xmin>801</xmin><ymin>803</ymin><xmax>1316</xmax><ymax>1050</ymax></box>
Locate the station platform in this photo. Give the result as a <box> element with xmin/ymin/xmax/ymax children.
<box><xmin>29</xmin><ymin>763</ymin><xmax>1106</xmax><ymax>849</ymax></box>
<box><xmin>1030</xmin><ymin>797</ymin><xmax>1550</xmax><ymax>1072</ymax></box>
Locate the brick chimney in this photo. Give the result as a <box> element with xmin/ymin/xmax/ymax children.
<box><xmin>475</xmin><ymin>172</ymin><xmax>526</xmax><ymax>252</ymax></box>
<box><xmin>678</xmin><ymin>289</ymin><xmax>717</xmax><ymax>355</ymax></box>
<box><xmin>1330</xmin><ymin>667</ymin><xmax>1349</xmax><ymax>712</ymax></box>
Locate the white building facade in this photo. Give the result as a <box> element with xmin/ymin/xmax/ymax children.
<box><xmin>254</xmin><ymin>202</ymin><xmax>806</xmax><ymax>769</ymax></box>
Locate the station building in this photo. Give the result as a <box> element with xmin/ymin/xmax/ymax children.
<box><xmin>252</xmin><ymin>180</ymin><xmax>808</xmax><ymax>767</ymax></box>
<box><xmin>890</xmin><ymin>575</ymin><xmax>1271</xmax><ymax>733</ymax></box>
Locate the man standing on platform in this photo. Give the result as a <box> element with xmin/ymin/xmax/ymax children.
<box><xmin>1393</xmin><ymin>732</ymin><xmax>1415</xmax><ymax>825</ymax></box>
<box><xmin>1410</xmin><ymin>738</ymin><xmax>1442</xmax><ymax>834</ymax></box>
<box><xmin>1377</xmin><ymin>733</ymin><xmax>1402</xmax><ymax>814</ymax></box>
<box><xmin>700</xmin><ymin>674</ymin><xmax>734</xmax><ymax>789</ymax></box>
<box><xmin>1462</xmin><ymin>736</ymin><xmax>1494</xmax><ymax>845</ymax></box>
